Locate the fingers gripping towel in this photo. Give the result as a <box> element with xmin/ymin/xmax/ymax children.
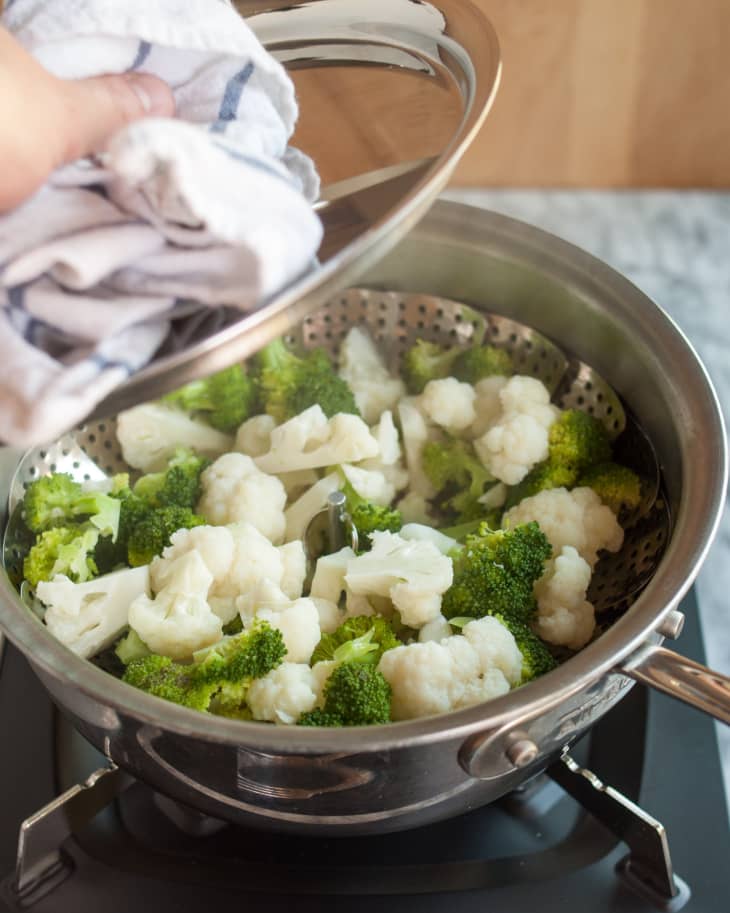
<box><xmin>0</xmin><ymin>0</ymin><xmax>322</xmax><ymax>446</ymax></box>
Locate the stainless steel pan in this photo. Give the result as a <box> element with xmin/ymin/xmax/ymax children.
<box><xmin>0</xmin><ymin>201</ymin><xmax>728</xmax><ymax>835</ymax></box>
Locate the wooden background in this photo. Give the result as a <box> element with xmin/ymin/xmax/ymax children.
<box><xmin>454</xmin><ymin>0</ymin><xmax>730</xmax><ymax>187</ymax></box>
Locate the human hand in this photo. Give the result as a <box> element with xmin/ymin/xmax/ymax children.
<box><xmin>0</xmin><ymin>27</ymin><xmax>175</xmax><ymax>211</ymax></box>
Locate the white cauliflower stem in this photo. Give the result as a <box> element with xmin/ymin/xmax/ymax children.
<box><xmin>255</xmin><ymin>405</ymin><xmax>379</xmax><ymax>474</ymax></box>
<box><xmin>397</xmin><ymin>398</ymin><xmax>436</xmax><ymax>497</ymax></box>
<box><xmin>197</xmin><ymin>452</ymin><xmax>286</xmax><ymax>543</ymax></box>
<box><xmin>235</xmin><ymin>414</ymin><xmax>277</xmax><ymax>457</ymax></box>
<box><xmin>116</xmin><ymin>403</ymin><xmax>232</xmax><ymax>471</ymax></box>
<box><xmin>283</xmin><ymin>473</ymin><xmax>341</xmax><ymax>542</ymax></box>
<box><xmin>359</xmin><ymin>410</ymin><xmax>409</xmax><ymax>494</ymax></box>
<box><xmin>338</xmin><ymin>326</ymin><xmax>406</xmax><ymax>424</ymax></box>
<box><xmin>534</xmin><ymin>546</ymin><xmax>596</xmax><ymax>649</ymax></box>
<box><xmin>129</xmin><ymin>552</ymin><xmax>222</xmax><ymax>659</ymax></box>
<box><xmin>38</xmin><ymin>565</ymin><xmax>150</xmax><ymax>659</ymax></box>
<box><xmin>345</xmin><ymin>531</ymin><xmax>453</xmax><ymax>629</ymax></box>
<box><xmin>378</xmin><ymin>616</ymin><xmax>520</xmax><ymax>720</ymax></box>
<box><xmin>503</xmin><ymin>486</ymin><xmax>623</xmax><ymax>569</ymax></box>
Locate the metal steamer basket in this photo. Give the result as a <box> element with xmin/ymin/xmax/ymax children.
<box><xmin>1</xmin><ymin>202</ymin><xmax>728</xmax><ymax>836</ymax></box>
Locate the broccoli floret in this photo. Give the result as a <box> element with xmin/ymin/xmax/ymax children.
<box><xmin>492</xmin><ymin>614</ymin><xmax>557</xmax><ymax>684</ymax></box>
<box><xmin>422</xmin><ymin>438</ymin><xmax>494</xmax><ymax>522</ymax></box>
<box><xmin>439</xmin><ymin>513</ymin><xmax>502</xmax><ymax>542</ymax></box>
<box><xmin>548</xmin><ymin>410</ymin><xmax>611</xmax><ymax>473</ymax></box>
<box><xmin>298</xmin><ymin>708</ymin><xmax>344</xmax><ymax>727</ymax></box>
<box><xmin>193</xmin><ymin>622</ymin><xmax>287</xmax><ymax>685</ymax></box>
<box><xmin>253</xmin><ymin>338</ymin><xmax>358</xmax><ymax>422</ymax></box>
<box><xmin>209</xmin><ymin>687</ymin><xmax>254</xmax><ymax>720</ymax></box>
<box><xmin>123</xmin><ymin>622</ymin><xmax>286</xmax><ymax>714</ymax></box>
<box><xmin>23</xmin><ymin>473</ymin><xmax>121</xmax><ymax>540</ymax></box>
<box><xmin>23</xmin><ymin>473</ymin><xmax>83</xmax><ymax>532</ymax></box>
<box><xmin>340</xmin><ymin>478</ymin><xmax>401</xmax><ymax>542</ymax></box>
<box><xmin>126</xmin><ymin>506</ymin><xmax>205</xmax><ymax>567</ymax></box>
<box><xmin>451</xmin><ymin>346</ymin><xmax>513</xmax><ymax>385</ymax></box>
<box><xmin>401</xmin><ymin>340</ymin><xmax>461</xmax><ymax>394</ymax></box>
<box><xmin>194</xmin><ymin>622</ymin><xmax>287</xmax><ymax>717</ymax></box>
<box><xmin>115</xmin><ymin>628</ymin><xmax>151</xmax><ymax>665</ymax></box>
<box><xmin>311</xmin><ymin>615</ymin><xmax>400</xmax><ymax>665</ymax></box>
<box><xmin>122</xmin><ymin>654</ymin><xmax>217</xmax><ymax>711</ymax></box>
<box><xmin>504</xmin><ymin>461</ymin><xmax>579</xmax><ymax>510</ymax></box>
<box><xmin>578</xmin><ymin>462</ymin><xmax>642</xmax><ymax>516</ymax></box>
<box><xmin>163</xmin><ymin>365</ymin><xmax>257</xmax><ymax>432</ymax></box>
<box><xmin>301</xmin><ymin>663</ymin><xmax>391</xmax><ymax>726</ymax></box>
<box><xmin>133</xmin><ymin>448</ymin><xmax>209</xmax><ymax>510</ymax></box>
<box><xmin>442</xmin><ymin>522</ymin><xmax>552</xmax><ymax>624</ymax></box>
<box><xmin>502</xmin><ymin>411</ymin><xmax>614</xmax><ymax>510</ymax></box>
<box><xmin>23</xmin><ymin>524</ymin><xmax>100</xmax><ymax>587</ymax></box>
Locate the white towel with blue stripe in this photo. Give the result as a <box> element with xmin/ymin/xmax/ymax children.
<box><xmin>0</xmin><ymin>0</ymin><xmax>322</xmax><ymax>446</ymax></box>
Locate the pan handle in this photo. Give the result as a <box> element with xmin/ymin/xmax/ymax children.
<box><xmin>621</xmin><ymin>644</ymin><xmax>730</xmax><ymax>725</ymax></box>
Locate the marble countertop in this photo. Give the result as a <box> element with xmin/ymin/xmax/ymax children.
<box><xmin>446</xmin><ymin>188</ymin><xmax>730</xmax><ymax>804</ymax></box>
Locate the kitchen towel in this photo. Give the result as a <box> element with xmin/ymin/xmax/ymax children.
<box><xmin>0</xmin><ymin>0</ymin><xmax>322</xmax><ymax>446</ymax></box>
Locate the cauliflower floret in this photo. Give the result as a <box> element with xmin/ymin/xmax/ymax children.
<box><xmin>310</xmin><ymin>546</ymin><xmax>356</xmax><ymax>604</ymax></box>
<box><xmin>241</xmin><ymin>580</ymin><xmax>321</xmax><ymax>663</ymax></box>
<box><xmin>340</xmin><ymin>463</ymin><xmax>395</xmax><ymax>506</ymax></box>
<box><xmin>235</xmin><ymin>414</ymin><xmax>277</xmax><ymax>457</ymax></box>
<box><xmin>378</xmin><ymin>636</ymin><xmax>510</xmax><ymax>720</ymax></box>
<box><xmin>247</xmin><ymin>662</ymin><xmax>321</xmax><ymax>725</ymax></box>
<box><xmin>128</xmin><ymin>552</ymin><xmax>222</xmax><ymax>659</ymax></box>
<box><xmin>420</xmin><ymin>377</ymin><xmax>476</xmax><ymax>433</ymax></box>
<box><xmin>399</xmin><ymin>523</ymin><xmax>457</xmax><ymax>555</ymax></box>
<box><xmin>473</xmin><ymin>376</ymin><xmax>559</xmax><ymax>484</ymax></box>
<box><xmin>503</xmin><ymin>486</ymin><xmax>623</xmax><ymax>569</ymax></box>
<box><xmin>345</xmin><ymin>530</ymin><xmax>453</xmax><ymax>629</ymax></box>
<box><xmin>255</xmin><ymin>405</ymin><xmax>379</xmax><ymax>474</ymax></box>
<box><xmin>463</xmin><ymin>616</ymin><xmax>523</xmax><ymax>687</ymax></box>
<box><xmin>418</xmin><ymin>615</ymin><xmax>452</xmax><ymax>643</ymax></box>
<box><xmin>116</xmin><ymin>403</ymin><xmax>232</xmax><ymax>472</ymax></box>
<box><xmin>359</xmin><ymin>410</ymin><xmax>410</xmax><ymax>494</ymax></box>
<box><xmin>38</xmin><ymin>566</ymin><xmax>150</xmax><ymax>659</ymax></box>
<box><xmin>255</xmin><ymin>600</ymin><xmax>321</xmax><ymax>663</ymax></box>
<box><xmin>198</xmin><ymin>453</ymin><xmax>286</xmax><ymax>543</ymax></box>
<box><xmin>225</xmin><ymin>523</ymin><xmax>287</xmax><ymax>595</ymax></box>
<box><xmin>283</xmin><ymin>473</ymin><xmax>341</xmax><ymax>542</ymax></box>
<box><xmin>278</xmin><ymin>540</ymin><xmax>307</xmax><ymax>599</ymax></box>
<box><xmin>397</xmin><ymin>398</ymin><xmax>436</xmax><ymax>497</ymax></box>
<box><xmin>149</xmin><ymin>523</ymin><xmax>300</xmax><ymax>624</ymax></box>
<box><xmin>499</xmin><ymin>376</ymin><xmax>558</xmax><ymax>427</ymax></box>
<box><xmin>396</xmin><ymin>491</ymin><xmax>434</xmax><ymax>525</ymax></box>
<box><xmin>470</xmin><ymin>376</ymin><xmax>509</xmax><ymax>437</ymax></box>
<box><xmin>474</xmin><ymin>412</ymin><xmax>550</xmax><ymax>485</ymax></box>
<box><xmin>310</xmin><ymin>597</ymin><xmax>344</xmax><ymax>633</ymax></box>
<box><xmin>533</xmin><ymin>545</ymin><xmax>596</xmax><ymax>649</ymax></box>
<box><xmin>151</xmin><ymin>525</ymin><xmax>235</xmax><ymax>592</ymax></box>
<box><xmin>338</xmin><ymin>326</ymin><xmax>406</xmax><ymax>424</ymax></box>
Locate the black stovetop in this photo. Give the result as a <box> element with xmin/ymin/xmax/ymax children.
<box><xmin>1</xmin><ymin>588</ymin><xmax>728</xmax><ymax>912</ymax></box>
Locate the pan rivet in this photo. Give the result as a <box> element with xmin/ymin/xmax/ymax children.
<box><xmin>506</xmin><ymin>738</ymin><xmax>539</xmax><ymax>768</ymax></box>
<box><xmin>657</xmin><ymin>610</ymin><xmax>685</xmax><ymax>640</ymax></box>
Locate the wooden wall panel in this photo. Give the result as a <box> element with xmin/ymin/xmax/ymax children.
<box><xmin>454</xmin><ymin>0</ymin><xmax>730</xmax><ymax>187</ymax></box>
